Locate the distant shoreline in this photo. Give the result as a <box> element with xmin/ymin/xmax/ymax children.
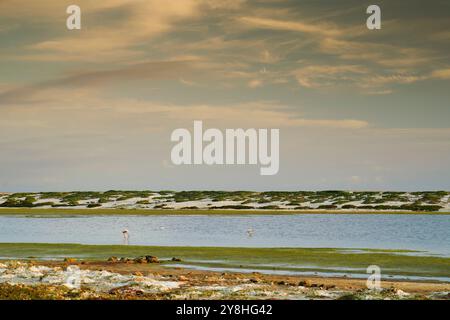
<box><xmin>0</xmin><ymin>208</ymin><xmax>449</xmax><ymax>215</ymax></box>
<box><xmin>1</xmin><ymin>191</ymin><xmax>448</xmax><ymax>213</ymax></box>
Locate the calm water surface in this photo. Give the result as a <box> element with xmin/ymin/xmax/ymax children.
<box><xmin>0</xmin><ymin>214</ymin><xmax>448</xmax><ymax>255</ymax></box>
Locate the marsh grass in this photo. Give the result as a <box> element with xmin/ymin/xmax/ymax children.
<box><xmin>0</xmin><ymin>243</ymin><xmax>448</xmax><ymax>278</ymax></box>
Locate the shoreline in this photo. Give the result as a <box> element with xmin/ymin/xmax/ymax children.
<box><xmin>0</xmin><ymin>208</ymin><xmax>449</xmax><ymax>215</ymax></box>
<box><xmin>0</xmin><ymin>259</ymin><xmax>449</xmax><ymax>300</ymax></box>
<box><xmin>1</xmin><ymin>243</ymin><xmax>448</xmax><ymax>279</ymax></box>
<box><xmin>1</xmin><ymin>243</ymin><xmax>448</xmax><ymax>299</ymax></box>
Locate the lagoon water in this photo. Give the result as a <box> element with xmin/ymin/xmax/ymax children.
<box><xmin>0</xmin><ymin>214</ymin><xmax>449</xmax><ymax>255</ymax></box>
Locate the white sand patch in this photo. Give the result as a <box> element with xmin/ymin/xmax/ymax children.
<box><xmin>167</xmin><ymin>200</ymin><xmax>212</xmax><ymax>209</ymax></box>
<box><xmin>404</xmin><ymin>193</ymin><xmax>420</xmax><ymax>202</ymax></box>
<box><xmin>100</xmin><ymin>197</ymin><xmax>145</xmax><ymax>208</ymax></box>
<box><xmin>207</xmin><ymin>200</ymin><xmax>245</xmax><ymax>208</ymax></box>
<box><xmin>33</xmin><ymin>198</ymin><xmax>62</xmax><ymax>205</ymax></box>
<box><xmin>0</xmin><ymin>196</ymin><xmax>7</xmax><ymax>205</ymax></box>
<box><xmin>319</xmin><ymin>200</ymin><xmax>335</xmax><ymax>206</ymax></box>
<box><xmin>78</xmin><ymin>198</ymin><xmax>100</xmax><ymax>205</ymax></box>
<box><xmin>439</xmin><ymin>195</ymin><xmax>450</xmax><ymax>212</ymax></box>
<box><xmin>249</xmin><ymin>201</ymin><xmax>283</xmax><ymax>208</ymax></box>
<box><xmin>298</xmin><ymin>201</ymin><xmax>321</xmax><ymax>209</ymax></box>
<box><xmin>382</xmin><ymin>201</ymin><xmax>410</xmax><ymax>206</ymax></box>
<box><xmin>341</xmin><ymin>200</ymin><xmax>364</xmax><ymax>206</ymax></box>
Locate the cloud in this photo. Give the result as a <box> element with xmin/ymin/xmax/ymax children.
<box><xmin>248</xmin><ymin>79</ymin><xmax>263</xmax><ymax>88</ymax></box>
<box><xmin>319</xmin><ymin>38</ymin><xmax>435</xmax><ymax>68</ymax></box>
<box><xmin>238</xmin><ymin>16</ymin><xmax>341</xmax><ymax>37</ymax></box>
<box><xmin>358</xmin><ymin>67</ymin><xmax>450</xmax><ymax>90</ymax></box>
<box><xmin>365</xmin><ymin>89</ymin><xmax>393</xmax><ymax>96</ymax></box>
<box><xmin>288</xmin><ymin>118</ymin><xmax>368</xmax><ymax>129</ymax></box>
<box><xmin>0</xmin><ymin>0</ymin><xmax>247</xmax><ymax>64</ymax></box>
<box><xmin>3</xmin><ymin>0</ymin><xmax>202</xmax><ymax>62</ymax></box>
<box><xmin>102</xmin><ymin>99</ymin><xmax>369</xmax><ymax>129</ymax></box>
<box><xmin>235</xmin><ymin>12</ymin><xmax>447</xmax><ymax>93</ymax></box>
<box><xmin>2</xmin><ymin>0</ymin><xmax>448</xmax><ymax>95</ymax></box>
<box><xmin>430</xmin><ymin>68</ymin><xmax>450</xmax><ymax>80</ymax></box>
<box><xmin>63</xmin><ymin>60</ymin><xmax>196</xmax><ymax>85</ymax></box>
<box><xmin>179</xmin><ymin>78</ymin><xmax>200</xmax><ymax>87</ymax></box>
<box><xmin>294</xmin><ymin>65</ymin><xmax>368</xmax><ymax>89</ymax></box>
<box><xmin>360</xmin><ymin>74</ymin><xmax>426</xmax><ymax>88</ymax></box>
<box><xmin>0</xmin><ymin>83</ymin><xmax>369</xmax><ymax>130</ymax></box>
<box><xmin>294</xmin><ymin>63</ymin><xmax>450</xmax><ymax>92</ymax></box>
<box><xmin>174</xmin><ymin>103</ymin><xmax>368</xmax><ymax>129</ymax></box>
<box><xmin>260</xmin><ymin>50</ymin><xmax>279</xmax><ymax>64</ymax></box>
<box><xmin>0</xmin><ymin>59</ymin><xmax>200</xmax><ymax>105</ymax></box>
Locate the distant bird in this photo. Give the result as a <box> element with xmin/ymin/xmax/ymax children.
<box><xmin>122</xmin><ymin>229</ymin><xmax>129</xmax><ymax>245</ymax></box>
<box><xmin>246</xmin><ymin>228</ymin><xmax>254</xmax><ymax>237</ymax></box>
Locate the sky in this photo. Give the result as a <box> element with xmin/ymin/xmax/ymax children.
<box><xmin>0</xmin><ymin>0</ymin><xmax>449</xmax><ymax>192</ymax></box>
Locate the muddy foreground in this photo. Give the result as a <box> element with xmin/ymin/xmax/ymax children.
<box><xmin>0</xmin><ymin>260</ymin><xmax>449</xmax><ymax>300</ymax></box>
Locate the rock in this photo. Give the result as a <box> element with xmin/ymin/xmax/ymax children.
<box><xmin>145</xmin><ymin>255</ymin><xmax>159</xmax><ymax>263</ymax></box>
<box><xmin>178</xmin><ymin>275</ymin><xmax>188</xmax><ymax>281</ymax></box>
<box><xmin>109</xmin><ymin>286</ymin><xmax>144</xmax><ymax>296</ymax></box>
<box><xmin>396</xmin><ymin>289</ymin><xmax>410</xmax><ymax>297</ymax></box>
<box><xmin>107</xmin><ymin>256</ymin><xmax>118</xmax><ymax>263</ymax></box>
<box><xmin>63</xmin><ymin>258</ymin><xmax>77</xmax><ymax>263</ymax></box>
<box><xmin>171</xmin><ymin>257</ymin><xmax>182</xmax><ymax>262</ymax></box>
<box><xmin>249</xmin><ymin>278</ymin><xmax>259</xmax><ymax>283</ymax></box>
<box><xmin>134</xmin><ymin>271</ymin><xmax>143</xmax><ymax>277</ymax></box>
<box><xmin>134</xmin><ymin>257</ymin><xmax>148</xmax><ymax>264</ymax></box>
<box><xmin>384</xmin><ymin>286</ymin><xmax>397</xmax><ymax>293</ymax></box>
<box><xmin>298</xmin><ymin>280</ymin><xmax>311</xmax><ymax>287</ymax></box>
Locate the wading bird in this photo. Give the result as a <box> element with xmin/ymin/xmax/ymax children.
<box><xmin>122</xmin><ymin>229</ymin><xmax>129</xmax><ymax>245</ymax></box>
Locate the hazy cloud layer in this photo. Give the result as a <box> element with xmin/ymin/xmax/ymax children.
<box><xmin>0</xmin><ymin>0</ymin><xmax>449</xmax><ymax>191</ymax></box>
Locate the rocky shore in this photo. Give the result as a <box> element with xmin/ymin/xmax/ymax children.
<box><xmin>0</xmin><ymin>259</ymin><xmax>449</xmax><ymax>300</ymax></box>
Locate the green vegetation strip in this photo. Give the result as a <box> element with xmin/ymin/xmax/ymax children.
<box><xmin>0</xmin><ymin>243</ymin><xmax>448</xmax><ymax>278</ymax></box>
<box><xmin>0</xmin><ymin>208</ymin><xmax>448</xmax><ymax>216</ymax></box>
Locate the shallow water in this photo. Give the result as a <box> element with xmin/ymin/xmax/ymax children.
<box><xmin>0</xmin><ymin>214</ymin><xmax>449</xmax><ymax>255</ymax></box>
<box><xmin>167</xmin><ymin>264</ymin><xmax>450</xmax><ymax>283</ymax></box>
